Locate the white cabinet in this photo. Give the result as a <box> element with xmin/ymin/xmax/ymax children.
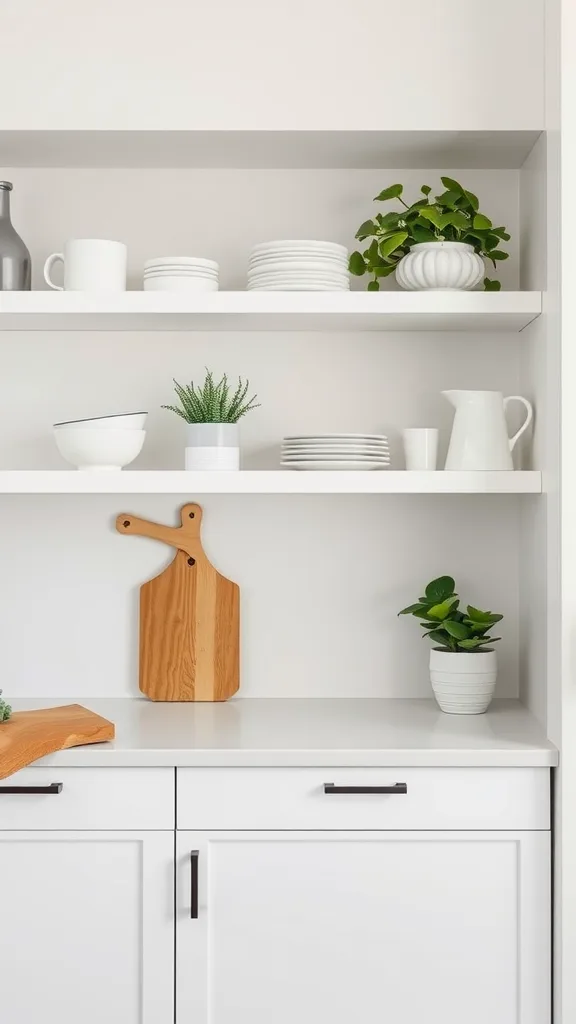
<box><xmin>176</xmin><ymin>829</ymin><xmax>550</xmax><ymax>1024</ymax></box>
<box><xmin>0</xmin><ymin>830</ymin><xmax>174</xmax><ymax>1024</ymax></box>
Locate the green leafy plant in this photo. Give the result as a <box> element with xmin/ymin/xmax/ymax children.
<box><xmin>398</xmin><ymin>575</ymin><xmax>503</xmax><ymax>652</ymax></box>
<box><xmin>0</xmin><ymin>689</ymin><xmax>12</xmax><ymax>723</ymax></box>
<box><xmin>350</xmin><ymin>177</ymin><xmax>510</xmax><ymax>292</ymax></box>
<box><xmin>162</xmin><ymin>370</ymin><xmax>260</xmax><ymax>424</ymax></box>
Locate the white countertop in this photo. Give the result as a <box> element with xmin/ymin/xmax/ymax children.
<box><xmin>8</xmin><ymin>698</ymin><xmax>558</xmax><ymax>768</ymax></box>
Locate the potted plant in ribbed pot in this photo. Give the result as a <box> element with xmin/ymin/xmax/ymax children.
<box><xmin>162</xmin><ymin>370</ymin><xmax>260</xmax><ymax>470</ymax></box>
<box><xmin>350</xmin><ymin>177</ymin><xmax>510</xmax><ymax>292</ymax></box>
<box><xmin>398</xmin><ymin>576</ymin><xmax>503</xmax><ymax>714</ymax></box>
<box><xmin>0</xmin><ymin>689</ymin><xmax>12</xmax><ymax>723</ymax></box>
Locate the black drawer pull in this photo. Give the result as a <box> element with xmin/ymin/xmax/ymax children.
<box><xmin>0</xmin><ymin>783</ymin><xmax>63</xmax><ymax>795</ymax></box>
<box><xmin>323</xmin><ymin>783</ymin><xmax>407</xmax><ymax>795</ymax></box>
<box><xmin>190</xmin><ymin>850</ymin><xmax>199</xmax><ymax>919</ymax></box>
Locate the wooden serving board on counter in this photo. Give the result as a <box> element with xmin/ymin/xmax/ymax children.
<box><xmin>0</xmin><ymin>704</ymin><xmax>115</xmax><ymax>779</ymax></box>
<box><xmin>116</xmin><ymin>502</ymin><xmax>240</xmax><ymax>702</ymax></box>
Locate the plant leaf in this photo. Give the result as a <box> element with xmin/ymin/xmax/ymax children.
<box><xmin>355</xmin><ymin>219</ymin><xmax>377</xmax><ymax>241</ymax></box>
<box><xmin>473</xmin><ymin>214</ymin><xmax>493</xmax><ymax>230</ymax></box>
<box><xmin>367</xmin><ymin>280</ymin><xmax>380</xmax><ymax>291</ymax></box>
<box><xmin>463</xmin><ymin>190</ymin><xmax>479</xmax><ymax>211</ymax></box>
<box><xmin>373</xmin><ymin>183</ymin><xmax>403</xmax><ymax>202</ymax></box>
<box><xmin>421</xmin><ymin>185</ymin><xmax>432</xmax><ymax>195</ymax></box>
<box><xmin>426</xmin><ymin>596</ymin><xmax>460</xmax><ymax>620</ymax></box>
<box><xmin>484</xmin><ymin>277</ymin><xmax>501</xmax><ymax>291</ymax></box>
<box><xmin>425</xmin><ymin>576</ymin><xmax>456</xmax><ymax>603</ymax></box>
<box><xmin>378</xmin><ymin>231</ymin><xmax>408</xmax><ymax>260</ymax></box>
<box><xmin>440</xmin><ymin>176</ymin><xmax>464</xmax><ymax>194</ymax></box>
<box><xmin>491</xmin><ymin>226</ymin><xmax>511</xmax><ymax>241</ymax></box>
<box><xmin>428</xmin><ymin>630</ymin><xmax>452</xmax><ymax>649</ymax></box>
<box><xmin>443</xmin><ymin>620</ymin><xmax>471</xmax><ymax>640</ymax></box>
<box><xmin>349</xmin><ymin>251</ymin><xmax>366</xmax><ymax>276</ymax></box>
<box><xmin>489</xmin><ymin>249</ymin><xmax>509</xmax><ymax>260</ymax></box>
<box><xmin>398</xmin><ymin>602</ymin><xmax>429</xmax><ymax>616</ymax></box>
<box><xmin>373</xmin><ymin>264</ymin><xmax>398</xmax><ymax>277</ymax></box>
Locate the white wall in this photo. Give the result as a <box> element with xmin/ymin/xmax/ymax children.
<box><xmin>0</xmin><ymin>166</ymin><xmax>525</xmax><ymax>699</ymax></box>
<box><xmin>2</xmin><ymin>0</ymin><xmax>544</xmax><ymax>131</ymax></box>
<box><xmin>2</xmin><ymin>493</ymin><xmax>522</xmax><ymax>698</ymax></box>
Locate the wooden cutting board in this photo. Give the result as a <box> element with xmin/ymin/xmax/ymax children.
<box><xmin>116</xmin><ymin>502</ymin><xmax>239</xmax><ymax>701</ymax></box>
<box><xmin>0</xmin><ymin>704</ymin><xmax>115</xmax><ymax>779</ymax></box>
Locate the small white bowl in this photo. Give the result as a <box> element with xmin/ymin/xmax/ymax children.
<box><xmin>143</xmin><ymin>276</ymin><xmax>219</xmax><ymax>292</ymax></box>
<box><xmin>54</xmin><ymin>427</ymin><xmax>146</xmax><ymax>470</ymax></box>
<box><xmin>145</xmin><ymin>256</ymin><xmax>219</xmax><ymax>270</ymax></box>
<box><xmin>54</xmin><ymin>412</ymin><xmax>147</xmax><ymax>431</ymax></box>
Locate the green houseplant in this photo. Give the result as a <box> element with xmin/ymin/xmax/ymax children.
<box><xmin>398</xmin><ymin>575</ymin><xmax>503</xmax><ymax>715</ymax></box>
<box><xmin>0</xmin><ymin>689</ymin><xmax>12</xmax><ymax>723</ymax></box>
<box><xmin>350</xmin><ymin>177</ymin><xmax>510</xmax><ymax>292</ymax></box>
<box><xmin>162</xmin><ymin>370</ymin><xmax>260</xmax><ymax>471</ymax></box>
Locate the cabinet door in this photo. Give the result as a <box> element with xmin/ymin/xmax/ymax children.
<box><xmin>177</xmin><ymin>830</ymin><xmax>549</xmax><ymax>1024</ymax></box>
<box><xmin>0</xmin><ymin>831</ymin><xmax>174</xmax><ymax>1024</ymax></box>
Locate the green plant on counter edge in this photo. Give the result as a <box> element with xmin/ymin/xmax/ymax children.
<box><xmin>349</xmin><ymin>176</ymin><xmax>510</xmax><ymax>291</ymax></box>
<box><xmin>0</xmin><ymin>689</ymin><xmax>12</xmax><ymax>722</ymax></box>
<box><xmin>398</xmin><ymin>575</ymin><xmax>503</xmax><ymax>652</ymax></box>
<box><xmin>162</xmin><ymin>369</ymin><xmax>260</xmax><ymax>424</ymax></box>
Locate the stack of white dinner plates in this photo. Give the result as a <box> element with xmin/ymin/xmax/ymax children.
<box><xmin>247</xmin><ymin>240</ymin><xmax>349</xmax><ymax>291</ymax></box>
<box><xmin>143</xmin><ymin>257</ymin><xmax>219</xmax><ymax>292</ymax></box>
<box><xmin>281</xmin><ymin>433</ymin><xmax>390</xmax><ymax>470</ymax></box>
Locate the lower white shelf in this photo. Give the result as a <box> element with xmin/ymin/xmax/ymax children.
<box><xmin>0</xmin><ymin>470</ymin><xmax>542</xmax><ymax>494</ymax></box>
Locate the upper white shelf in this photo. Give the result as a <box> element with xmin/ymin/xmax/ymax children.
<box><xmin>0</xmin><ymin>291</ymin><xmax>541</xmax><ymax>332</ymax></box>
<box><xmin>0</xmin><ymin>130</ymin><xmax>542</xmax><ymax>169</ymax></box>
<box><xmin>0</xmin><ymin>471</ymin><xmax>542</xmax><ymax>495</ymax></box>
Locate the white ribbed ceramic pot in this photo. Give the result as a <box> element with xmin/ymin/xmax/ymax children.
<box><xmin>396</xmin><ymin>241</ymin><xmax>484</xmax><ymax>291</ymax></box>
<box><xmin>429</xmin><ymin>648</ymin><xmax>497</xmax><ymax>715</ymax></box>
<box><xmin>185</xmin><ymin>423</ymin><xmax>240</xmax><ymax>471</ymax></box>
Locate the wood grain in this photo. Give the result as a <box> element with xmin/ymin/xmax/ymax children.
<box><xmin>0</xmin><ymin>704</ymin><xmax>115</xmax><ymax>779</ymax></box>
<box><xmin>116</xmin><ymin>503</ymin><xmax>240</xmax><ymax>702</ymax></box>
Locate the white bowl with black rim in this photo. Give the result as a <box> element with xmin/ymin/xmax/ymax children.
<box><xmin>53</xmin><ymin>412</ymin><xmax>148</xmax><ymax>431</ymax></box>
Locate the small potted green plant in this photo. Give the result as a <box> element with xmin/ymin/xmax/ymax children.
<box><xmin>398</xmin><ymin>575</ymin><xmax>503</xmax><ymax>714</ymax></box>
<box><xmin>0</xmin><ymin>689</ymin><xmax>12</xmax><ymax>723</ymax></box>
<box><xmin>162</xmin><ymin>370</ymin><xmax>260</xmax><ymax>471</ymax></box>
<box><xmin>350</xmin><ymin>177</ymin><xmax>510</xmax><ymax>292</ymax></box>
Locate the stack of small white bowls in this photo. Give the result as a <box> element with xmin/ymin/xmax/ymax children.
<box><xmin>247</xmin><ymin>240</ymin><xmax>349</xmax><ymax>291</ymax></box>
<box><xmin>143</xmin><ymin>257</ymin><xmax>219</xmax><ymax>292</ymax></box>
<box><xmin>53</xmin><ymin>412</ymin><xmax>147</xmax><ymax>471</ymax></box>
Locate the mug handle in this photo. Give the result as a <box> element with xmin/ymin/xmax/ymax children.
<box><xmin>503</xmin><ymin>396</ymin><xmax>534</xmax><ymax>451</ymax></box>
<box><xmin>44</xmin><ymin>253</ymin><xmax>64</xmax><ymax>291</ymax></box>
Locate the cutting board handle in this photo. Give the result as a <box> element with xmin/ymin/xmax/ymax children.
<box><xmin>115</xmin><ymin>503</ymin><xmax>205</xmax><ymax>560</ymax></box>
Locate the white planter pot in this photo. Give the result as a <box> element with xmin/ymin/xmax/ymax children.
<box><xmin>429</xmin><ymin>648</ymin><xmax>497</xmax><ymax>715</ymax></box>
<box><xmin>185</xmin><ymin>423</ymin><xmax>240</xmax><ymax>471</ymax></box>
<box><xmin>396</xmin><ymin>242</ymin><xmax>484</xmax><ymax>291</ymax></box>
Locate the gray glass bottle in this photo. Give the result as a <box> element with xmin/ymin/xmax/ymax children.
<box><xmin>0</xmin><ymin>181</ymin><xmax>31</xmax><ymax>290</ymax></box>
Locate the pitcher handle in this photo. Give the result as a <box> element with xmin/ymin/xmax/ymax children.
<box><xmin>503</xmin><ymin>396</ymin><xmax>534</xmax><ymax>451</ymax></box>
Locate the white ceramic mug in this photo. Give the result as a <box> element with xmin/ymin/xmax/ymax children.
<box><xmin>403</xmin><ymin>428</ymin><xmax>439</xmax><ymax>470</ymax></box>
<box><xmin>44</xmin><ymin>239</ymin><xmax>127</xmax><ymax>292</ymax></box>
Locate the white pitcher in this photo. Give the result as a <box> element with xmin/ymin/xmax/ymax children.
<box><xmin>443</xmin><ymin>390</ymin><xmax>533</xmax><ymax>470</ymax></box>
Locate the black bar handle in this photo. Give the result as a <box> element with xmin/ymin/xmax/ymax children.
<box><xmin>190</xmin><ymin>850</ymin><xmax>199</xmax><ymax>919</ymax></box>
<box><xmin>324</xmin><ymin>783</ymin><xmax>407</xmax><ymax>795</ymax></box>
<box><xmin>0</xmin><ymin>782</ymin><xmax>63</xmax><ymax>795</ymax></box>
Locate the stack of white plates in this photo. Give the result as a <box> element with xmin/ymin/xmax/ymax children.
<box><xmin>281</xmin><ymin>434</ymin><xmax>390</xmax><ymax>470</ymax></box>
<box><xmin>247</xmin><ymin>240</ymin><xmax>349</xmax><ymax>291</ymax></box>
<box><xmin>143</xmin><ymin>257</ymin><xmax>219</xmax><ymax>292</ymax></box>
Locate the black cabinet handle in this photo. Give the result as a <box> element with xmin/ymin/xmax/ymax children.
<box><xmin>190</xmin><ymin>850</ymin><xmax>199</xmax><ymax>919</ymax></box>
<box><xmin>323</xmin><ymin>783</ymin><xmax>407</xmax><ymax>795</ymax></box>
<box><xmin>0</xmin><ymin>782</ymin><xmax>63</xmax><ymax>794</ymax></box>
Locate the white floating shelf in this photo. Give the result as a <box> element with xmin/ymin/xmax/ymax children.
<box><xmin>0</xmin><ymin>291</ymin><xmax>541</xmax><ymax>332</ymax></box>
<box><xmin>0</xmin><ymin>471</ymin><xmax>542</xmax><ymax>494</ymax></box>
<box><xmin>0</xmin><ymin>130</ymin><xmax>542</xmax><ymax>170</ymax></box>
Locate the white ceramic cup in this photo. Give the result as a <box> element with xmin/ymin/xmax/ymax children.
<box><xmin>44</xmin><ymin>239</ymin><xmax>127</xmax><ymax>292</ymax></box>
<box><xmin>403</xmin><ymin>428</ymin><xmax>439</xmax><ymax>470</ymax></box>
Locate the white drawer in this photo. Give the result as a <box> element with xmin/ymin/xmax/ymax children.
<box><xmin>176</xmin><ymin>766</ymin><xmax>550</xmax><ymax>831</ymax></box>
<box><xmin>0</xmin><ymin>767</ymin><xmax>174</xmax><ymax>830</ymax></box>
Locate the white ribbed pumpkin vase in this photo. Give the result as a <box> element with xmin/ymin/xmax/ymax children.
<box><xmin>429</xmin><ymin>648</ymin><xmax>497</xmax><ymax>715</ymax></box>
<box><xmin>396</xmin><ymin>241</ymin><xmax>484</xmax><ymax>291</ymax></box>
